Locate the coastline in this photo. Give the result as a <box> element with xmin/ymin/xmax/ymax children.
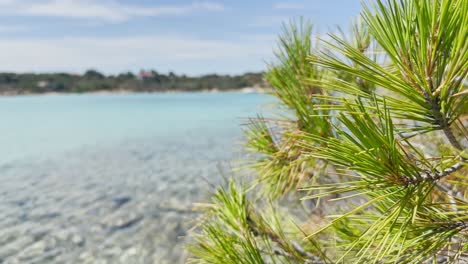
<box><xmin>0</xmin><ymin>87</ymin><xmax>270</xmax><ymax>97</ymax></box>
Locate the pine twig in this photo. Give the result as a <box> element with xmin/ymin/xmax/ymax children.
<box><xmin>418</xmin><ymin>162</ymin><xmax>466</xmax><ymax>183</ymax></box>
<box><xmin>443</xmin><ymin>126</ymin><xmax>464</xmax><ymax>152</ymax></box>
<box><xmin>291</xmin><ymin>241</ymin><xmax>325</xmax><ymax>263</ymax></box>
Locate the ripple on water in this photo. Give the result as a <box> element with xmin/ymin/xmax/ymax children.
<box><xmin>0</xmin><ymin>93</ymin><xmax>273</xmax><ymax>263</ymax></box>
<box><xmin>0</xmin><ymin>136</ymin><xmax>243</xmax><ymax>264</ymax></box>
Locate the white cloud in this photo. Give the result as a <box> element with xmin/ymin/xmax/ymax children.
<box><xmin>0</xmin><ymin>0</ymin><xmax>224</xmax><ymax>22</ymax></box>
<box><xmin>0</xmin><ymin>35</ymin><xmax>274</xmax><ymax>75</ymax></box>
<box><xmin>0</xmin><ymin>0</ymin><xmax>18</xmax><ymax>4</ymax></box>
<box><xmin>273</xmin><ymin>2</ymin><xmax>304</xmax><ymax>10</ymax></box>
<box><xmin>0</xmin><ymin>25</ymin><xmax>29</xmax><ymax>33</ymax></box>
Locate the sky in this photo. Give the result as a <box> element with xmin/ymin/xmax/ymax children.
<box><xmin>0</xmin><ymin>0</ymin><xmax>362</xmax><ymax>76</ymax></box>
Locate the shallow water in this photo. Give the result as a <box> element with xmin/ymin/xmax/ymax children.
<box><xmin>0</xmin><ymin>93</ymin><xmax>272</xmax><ymax>263</ymax></box>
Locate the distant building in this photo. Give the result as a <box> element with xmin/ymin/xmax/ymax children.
<box><xmin>138</xmin><ymin>70</ymin><xmax>155</xmax><ymax>80</ymax></box>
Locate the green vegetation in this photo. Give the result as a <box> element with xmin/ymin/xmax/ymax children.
<box><xmin>189</xmin><ymin>0</ymin><xmax>467</xmax><ymax>263</ymax></box>
<box><xmin>0</xmin><ymin>70</ymin><xmax>266</xmax><ymax>95</ymax></box>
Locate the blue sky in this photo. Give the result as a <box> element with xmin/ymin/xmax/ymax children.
<box><xmin>0</xmin><ymin>0</ymin><xmax>361</xmax><ymax>76</ymax></box>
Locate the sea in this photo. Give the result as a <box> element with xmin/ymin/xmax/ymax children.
<box><xmin>0</xmin><ymin>92</ymin><xmax>273</xmax><ymax>263</ymax></box>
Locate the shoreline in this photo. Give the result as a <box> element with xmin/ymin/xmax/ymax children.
<box><xmin>0</xmin><ymin>87</ymin><xmax>270</xmax><ymax>97</ymax></box>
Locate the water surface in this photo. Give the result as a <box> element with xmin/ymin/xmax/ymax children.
<box><xmin>0</xmin><ymin>92</ymin><xmax>272</xmax><ymax>263</ymax></box>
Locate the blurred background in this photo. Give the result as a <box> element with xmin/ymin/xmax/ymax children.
<box><xmin>0</xmin><ymin>1</ymin><xmax>360</xmax><ymax>263</ymax></box>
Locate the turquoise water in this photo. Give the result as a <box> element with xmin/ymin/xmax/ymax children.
<box><xmin>0</xmin><ymin>92</ymin><xmax>271</xmax><ymax>165</ymax></box>
<box><xmin>0</xmin><ymin>92</ymin><xmax>273</xmax><ymax>263</ymax></box>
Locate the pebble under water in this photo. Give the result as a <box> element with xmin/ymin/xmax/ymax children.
<box><xmin>0</xmin><ymin>93</ymin><xmax>272</xmax><ymax>263</ymax></box>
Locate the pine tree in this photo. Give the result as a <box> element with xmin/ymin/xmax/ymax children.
<box><xmin>188</xmin><ymin>0</ymin><xmax>467</xmax><ymax>263</ymax></box>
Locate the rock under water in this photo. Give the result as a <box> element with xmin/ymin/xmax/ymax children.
<box><xmin>0</xmin><ymin>137</ymin><xmax>243</xmax><ymax>264</ymax></box>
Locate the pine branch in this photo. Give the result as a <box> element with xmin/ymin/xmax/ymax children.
<box><xmin>291</xmin><ymin>241</ymin><xmax>325</xmax><ymax>263</ymax></box>
<box><xmin>417</xmin><ymin>162</ymin><xmax>466</xmax><ymax>183</ymax></box>
<box><xmin>190</xmin><ymin>1</ymin><xmax>468</xmax><ymax>262</ymax></box>
<box><xmin>443</xmin><ymin>126</ymin><xmax>464</xmax><ymax>152</ymax></box>
<box><xmin>413</xmin><ymin>162</ymin><xmax>466</xmax><ymax>200</ymax></box>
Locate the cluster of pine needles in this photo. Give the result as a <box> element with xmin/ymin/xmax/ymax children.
<box><xmin>188</xmin><ymin>0</ymin><xmax>467</xmax><ymax>263</ymax></box>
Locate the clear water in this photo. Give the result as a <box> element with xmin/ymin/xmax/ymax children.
<box><xmin>0</xmin><ymin>93</ymin><xmax>271</xmax><ymax>165</ymax></box>
<box><xmin>0</xmin><ymin>92</ymin><xmax>273</xmax><ymax>263</ymax></box>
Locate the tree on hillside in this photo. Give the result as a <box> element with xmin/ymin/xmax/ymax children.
<box><xmin>83</xmin><ymin>69</ymin><xmax>105</xmax><ymax>80</ymax></box>
<box><xmin>188</xmin><ymin>0</ymin><xmax>467</xmax><ymax>263</ymax></box>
